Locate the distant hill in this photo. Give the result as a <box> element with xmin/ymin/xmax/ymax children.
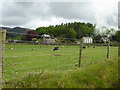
<box><xmin>1</xmin><ymin>27</ymin><xmax>12</xmax><ymax>31</ymax></box>
<box><xmin>1</xmin><ymin>27</ymin><xmax>32</xmax><ymax>34</ymax></box>
<box><xmin>1</xmin><ymin>26</ymin><xmax>32</xmax><ymax>40</ymax></box>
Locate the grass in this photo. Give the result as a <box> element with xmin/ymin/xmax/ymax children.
<box><xmin>3</xmin><ymin>44</ymin><xmax>118</xmax><ymax>88</ymax></box>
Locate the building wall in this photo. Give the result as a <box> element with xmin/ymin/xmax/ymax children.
<box><xmin>83</xmin><ymin>37</ymin><xmax>93</xmax><ymax>43</ymax></box>
<box><xmin>43</xmin><ymin>39</ymin><xmax>56</xmax><ymax>44</ymax></box>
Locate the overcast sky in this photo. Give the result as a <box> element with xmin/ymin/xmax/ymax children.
<box><xmin>0</xmin><ymin>0</ymin><xmax>119</xmax><ymax>31</ymax></box>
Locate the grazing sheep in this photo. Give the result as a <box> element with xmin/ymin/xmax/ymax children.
<box><xmin>53</xmin><ymin>47</ymin><xmax>59</xmax><ymax>51</ymax></box>
<box><xmin>82</xmin><ymin>46</ymin><xmax>86</xmax><ymax>49</ymax></box>
<box><xmin>93</xmin><ymin>46</ymin><xmax>95</xmax><ymax>48</ymax></box>
<box><xmin>9</xmin><ymin>48</ymin><xmax>13</xmax><ymax>50</ymax></box>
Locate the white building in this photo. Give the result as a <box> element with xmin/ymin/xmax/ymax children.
<box><xmin>41</xmin><ymin>34</ymin><xmax>50</xmax><ymax>38</ymax></box>
<box><xmin>82</xmin><ymin>37</ymin><xmax>93</xmax><ymax>43</ymax></box>
<box><xmin>41</xmin><ymin>34</ymin><xmax>57</xmax><ymax>44</ymax></box>
<box><xmin>101</xmin><ymin>37</ymin><xmax>109</xmax><ymax>44</ymax></box>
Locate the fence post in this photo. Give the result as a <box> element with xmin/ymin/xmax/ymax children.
<box><xmin>107</xmin><ymin>39</ymin><xmax>110</xmax><ymax>59</ymax></box>
<box><xmin>78</xmin><ymin>38</ymin><xmax>83</xmax><ymax>67</ymax></box>
<box><xmin>118</xmin><ymin>42</ymin><xmax>120</xmax><ymax>59</ymax></box>
<box><xmin>0</xmin><ymin>30</ymin><xmax>6</xmax><ymax>89</ymax></box>
<box><xmin>0</xmin><ymin>31</ymin><xmax>2</xmax><ymax>90</ymax></box>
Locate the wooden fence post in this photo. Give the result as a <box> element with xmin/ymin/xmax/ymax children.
<box><xmin>118</xmin><ymin>43</ymin><xmax>120</xmax><ymax>59</ymax></box>
<box><xmin>0</xmin><ymin>30</ymin><xmax>6</xmax><ymax>89</ymax></box>
<box><xmin>0</xmin><ymin>31</ymin><xmax>2</xmax><ymax>90</ymax></box>
<box><xmin>107</xmin><ymin>39</ymin><xmax>110</xmax><ymax>59</ymax></box>
<box><xmin>78</xmin><ymin>38</ymin><xmax>83</xmax><ymax>67</ymax></box>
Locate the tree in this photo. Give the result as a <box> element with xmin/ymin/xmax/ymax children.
<box><xmin>36</xmin><ymin>27</ymin><xmax>49</xmax><ymax>35</ymax></box>
<box><xmin>32</xmin><ymin>38</ymin><xmax>38</xmax><ymax>45</ymax></box>
<box><xmin>66</xmin><ymin>28</ymin><xmax>77</xmax><ymax>39</ymax></box>
<box><xmin>25</xmin><ymin>30</ymin><xmax>38</xmax><ymax>41</ymax></box>
<box><xmin>113</xmin><ymin>31</ymin><xmax>120</xmax><ymax>42</ymax></box>
<box><xmin>36</xmin><ymin>22</ymin><xmax>95</xmax><ymax>39</ymax></box>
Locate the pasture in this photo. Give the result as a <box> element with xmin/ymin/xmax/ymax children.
<box><xmin>3</xmin><ymin>44</ymin><xmax>118</xmax><ymax>88</ymax></box>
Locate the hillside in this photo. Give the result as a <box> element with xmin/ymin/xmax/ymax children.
<box><xmin>1</xmin><ymin>27</ymin><xmax>31</xmax><ymax>34</ymax></box>
<box><xmin>1</xmin><ymin>27</ymin><xmax>32</xmax><ymax>40</ymax></box>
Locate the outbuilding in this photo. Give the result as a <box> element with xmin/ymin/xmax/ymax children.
<box><xmin>82</xmin><ymin>37</ymin><xmax>93</xmax><ymax>43</ymax></box>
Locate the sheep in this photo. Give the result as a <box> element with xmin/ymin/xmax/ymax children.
<box><xmin>53</xmin><ymin>47</ymin><xmax>59</xmax><ymax>51</ymax></box>
<box><xmin>9</xmin><ymin>48</ymin><xmax>13</xmax><ymax>50</ymax></box>
<box><xmin>82</xmin><ymin>46</ymin><xmax>86</xmax><ymax>49</ymax></box>
<box><xmin>93</xmin><ymin>46</ymin><xmax>95</xmax><ymax>48</ymax></box>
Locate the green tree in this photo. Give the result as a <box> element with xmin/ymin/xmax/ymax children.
<box><xmin>32</xmin><ymin>38</ymin><xmax>38</xmax><ymax>45</ymax></box>
<box><xmin>66</xmin><ymin>28</ymin><xmax>76</xmax><ymax>39</ymax></box>
<box><xmin>114</xmin><ymin>31</ymin><xmax>120</xmax><ymax>42</ymax></box>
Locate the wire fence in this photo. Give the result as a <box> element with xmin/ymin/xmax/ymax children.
<box><xmin>1</xmin><ymin>30</ymin><xmax>119</xmax><ymax>85</ymax></box>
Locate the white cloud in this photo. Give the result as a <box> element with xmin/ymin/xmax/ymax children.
<box><xmin>92</xmin><ymin>0</ymin><xmax>118</xmax><ymax>31</ymax></box>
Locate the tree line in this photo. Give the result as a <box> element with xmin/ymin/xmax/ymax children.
<box><xmin>36</xmin><ymin>22</ymin><xmax>95</xmax><ymax>39</ymax></box>
<box><xmin>6</xmin><ymin>22</ymin><xmax>120</xmax><ymax>43</ymax></box>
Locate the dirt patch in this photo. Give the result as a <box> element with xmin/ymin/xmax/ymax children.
<box><xmin>54</xmin><ymin>54</ymin><xmax>62</xmax><ymax>56</ymax></box>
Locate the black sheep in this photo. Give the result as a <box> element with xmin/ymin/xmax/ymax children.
<box><xmin>93</xmin><ymin>46</ymin><xmax>95</xmax><ymax>48</ymax></box>
<box><xmin>53</xmin><ymin>47</ymin><xmax>59</xmax><ymax>51</ymax></box>
<box><xmin>82</xmin><ymin>46</ymin><xmax>86</xmax><ymax>49</ymax></box>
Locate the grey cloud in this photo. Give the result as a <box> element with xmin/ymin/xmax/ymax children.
<box><xmin>2</xmin><ymin>16</ymin><xmax>30</xmax><ymax>26</ymax></box>
<box><xmin>118</xmin><ymin>1</ymin><xmax>120</xmax><ymax>28</ymax></box>
<box><xmin>2</xmin><ymin>2</ymin><xmax>53</xmax><ymax>26</ymax></box>
<box><xmin>2</xmin><ymin>2</ymin><xmax>35</xmax><ymax>26</ymax></box>
<box><xmin>2</xmin><ymin>2</ymin><xmax>118</xmax><ymax>29</ymax></box>
<box><xmin>49</xmin><ymin>2</ymin><xmax>95</xmax><ymax>21</ymax></box>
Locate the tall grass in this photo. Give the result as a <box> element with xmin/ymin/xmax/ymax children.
<box><xmin>3</xmin><ymin>58</ymin><xmax>118</xmax><ymax>88</ymax></box>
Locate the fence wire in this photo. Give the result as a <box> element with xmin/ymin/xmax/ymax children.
<box><xmin>1</xmin><ymin>31</ymin><xmax>119</xmax><ymax>83</ymax></box>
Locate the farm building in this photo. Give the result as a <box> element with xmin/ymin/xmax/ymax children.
<box><xmin>43</xmin><ymin>39</ymin><xmax>56</xmax><ymax>44</ymax></box>
<box><xmin>101</xmin><ymin>37</ymin><xmax>109</xmax><ymax>44</ymax></box>
<box><xmin>41</xmin><ymin>34</ymin><xmax>50</xmax><ymax>38</ymax></box>
<box><xmin>41</xmin><ymin>34</ymin><xmax>57</xmax><ymax>44</ymax></box>
<box><xmin>82</xmin><ymin>37</ymin><xmax>93</xmax><ymax>43</ymax></box>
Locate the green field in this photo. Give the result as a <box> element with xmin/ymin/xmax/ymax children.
<box><xmin>3</xmin><ymin>44</ymin><xmax>118</xmax><ymax>88</ymax></box>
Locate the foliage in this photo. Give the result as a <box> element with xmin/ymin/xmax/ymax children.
<box><xmin>6</xmin><ymin>33</ymin><xmax>23</xmax><ymax>40</ymax></box>
<box><xmin>25</xmin><ymin>30</ymin><xmax>39</xmax><ymax>41</ymax></box>
<box><xmin>32</xmin><ymin>38</ymin><xmax>37</xmax><ymax>41</ymax></box>
<box><xmin>36</xmin><ymin>22</ymin><xmax>95</xmax><ymax>39</ymax></box>
<box><xmin>112</xmin><ymin>31</ymin><xmax>120</xmax><ymax>42</ymax></box>
<box><xmin>32</xmin><ymin>38</ymin><xmax>38</xmax><ymax>44</ymax></box>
